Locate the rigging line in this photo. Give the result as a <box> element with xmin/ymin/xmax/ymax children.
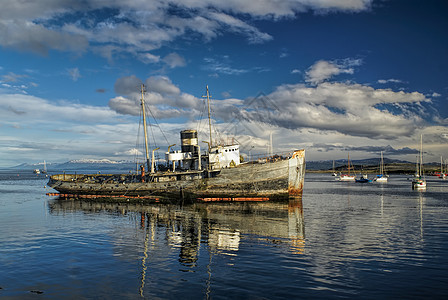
<box><xmin>209</xmin><ymin>105</ymin><xmax>225</xmax><ymax>146</ymax></box>
<box><xmin>145</xmin><ymin>104</ymin><xmax>163</xmax><ymax>163</ymax></box>
<box><xmin>135</xmin><ymin>108</ymin><xmax>144</xmax><ymax>173</ymax></box>
<box><xmin>145</xmin><ymin>102</ymin><xmax>170</xmax><ymax>146</ymax></box>
<box><xmin>196</xmin><ymin>95</ymin><xmax>207</xmax><ymax>135</ymax></box>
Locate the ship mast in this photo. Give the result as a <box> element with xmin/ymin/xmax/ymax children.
<box><xmin>140</xmin><ymin>84</ymin><xmax>151</xmax><ymax>173</ymax></box>
<box><xmin>202</xmin><ymin>85</ymin><xmax>213</xmax><ymax>149</ymax></box>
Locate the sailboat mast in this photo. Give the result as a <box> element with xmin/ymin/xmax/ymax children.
<box><xmin>380</xmin><ymin>151</ymin><xmax>384</xmax><ymax>175</ymax></box>
<box><xmin>348</xmin><ymin>153</ymin><xmax>351</xmax><ymax>176</ymax></box>
<box><xmin>140</xmin><ymin>84</ymin><xmax>151</xmax><ymax>172</ymax></box>
<box><xmin>419</xmin><ymin>134</ymin><xmax>423</xmax><ymax>177</ymax></box>
<box><xmin>203</xmin><ymin>85</ymin><xmax>213</xmax><ymax>149</ymax></box>
<box><xmin>441</xmin><ymin>156</ymin><xmax>443</xmax><ymax>174</ymax></box>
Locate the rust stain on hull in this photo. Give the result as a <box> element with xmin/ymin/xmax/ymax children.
<box><xmin>288</xmin><ymin>182</ymin><xmax>304</xmax><ymax>196</ymax></box>
<box><xmin>291</xmin><ymin>149</ymin><xmax>305</xmax><ymax>159</ymax></box>
<box><xmin>288</xmin><ymin>149</ymin><xmax>306</xmax><ymax>197</ymax></box>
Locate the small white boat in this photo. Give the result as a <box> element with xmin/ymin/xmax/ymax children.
<box><xmin>375</xmin><ymin>175</ymin><xmax>388</xmax><ymax>183</ymax></box>
<box><xmin>374</xmin><ymin>151</ymin><xmax>388</xmax><ymax>183</ymax></box>
<box><xmin>340</xmin><ymin>174</ymin><xmax>356</xmax><ymax>181</ymax></box>
<box><xmin>33</xmin><ymin>169</ymin><xmax>40</xmax><ymax>174</ymax></box>
<box><xmin>339</xmin><ymin>153</ymin><xmax>356</xmax><ymax>181</ymax></box>
<box><xmin>412</xmin><ymin>178</ymin><xmax>427</xmax><ymax>189</ymax></box>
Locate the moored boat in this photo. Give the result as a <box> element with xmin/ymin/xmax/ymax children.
<box><xmin>339</xmin><ymin>153</ymin><xmax>356</xmax><ymax>181</ymax></box>
<box><xmin>355</xmin><ymin>175</ymin><xmax>371</xmax><ymax>183</ymax></box>
<box><xmin>339</xmin><ymin>174</ymin><xmax>355</xmax><ymax>181</ymax></box>
<box><xmin>48</xmin><ymin>85</ymin><xmax>306</xmax><ymax>202</ymax></box>
<box><xmin>374</xmin><ymin>151</ymin><xmax>388</xmax><ymax>183</ymax></box>
<box><xmin>375</xmin><ymin>175</ymin><xmax>387</xmax><ymax>183</ymax></box>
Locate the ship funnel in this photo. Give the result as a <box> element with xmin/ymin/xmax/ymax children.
<box><xmin>180</xmin><ymin>130</ymin><xmax>198</xmax><ymax>155</ymax></box>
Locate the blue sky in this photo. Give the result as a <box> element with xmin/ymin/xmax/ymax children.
<box><xmin>1</xmin><ymin>0</ymin><xmax>447</xmax><ymax>167</ymax></box>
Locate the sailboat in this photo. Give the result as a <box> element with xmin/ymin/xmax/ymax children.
<box><xmin>356</xmin><ymin>166</ymin><xmax>371</xmax><ymax>183</ymax></box>
<box><xmin>339</xmin><ymin>153</ymin><xmax>356</xmax><ymax>181</ymax></box>
<box><xmin>374</xmin><ymin>151</ymin><xmax>388</xmax><ymax>183</ymax></box>
<box><xmin>41</xmin><ymin>160</ymin><xmax>47</xmax><ymax>174</ymax></box>
<box><xmin>412</xmin><ymin>135</ymin><xmax>426</xmax><ymax>190</ymax></box>
<box><xmin>331</xmin><ymin>160</ymin><xmax>337</xmax><ymax>177</ymax></box>
<box><xmin>48</xmin><ymin>85</ymin><xmax>306</xmax><ymax>202</ymax></box>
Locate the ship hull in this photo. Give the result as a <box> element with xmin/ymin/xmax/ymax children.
<box><xmin>48</xmin><ymin>150</ymin><xmax>305</xmax><ymax>202</ymax></box>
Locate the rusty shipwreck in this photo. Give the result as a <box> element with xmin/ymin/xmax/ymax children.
<box><xmin>48</xmin><ymin>85</ymin><xmax>305</xmax><ymax>202</ymax></box>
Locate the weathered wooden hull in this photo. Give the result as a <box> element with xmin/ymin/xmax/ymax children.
<box><xmin>48</xmin><ymin>150</ymin><xmax>305</xmax><ymax>202</ymax></box>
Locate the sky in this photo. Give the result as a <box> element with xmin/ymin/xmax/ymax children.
<box><xmin>1</xmin><ymin>0</ymin><xmax>448</xmax><ymax>167</ymax></box>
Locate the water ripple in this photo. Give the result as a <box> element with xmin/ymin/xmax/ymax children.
<box><xmin>1</xmin><ymin>173</ymin><xmax>448</xmax><ymax>298</ymax></box>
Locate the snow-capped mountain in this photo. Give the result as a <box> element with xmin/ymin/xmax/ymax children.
<box><xmin>10</xmin><ymin>159</ymin><xmax>137</xmax><ymax>172</ymax></box>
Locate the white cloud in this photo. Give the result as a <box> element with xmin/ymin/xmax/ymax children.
<box><xmin>305</xmin><ymin>58</ymin><xmax>362</xmax><ymax>85</ymax></box>
<box><xmin>109</xmin><ymin>75</ymin><xmax>201</xmax><ymax>119</ymax></box>
<box><xmin>108</xmin><ymin>96</ymin><xmax>140</xmax><ymax>116</ymax></box>
<box><xmin>208</xmin><ymin>12</ymin><xmax>273</xmax><ymax>44</ymax></box>
<box><xmin>146</xmin><ymin>76</ymin><xmax>181</xmax><ymax>95</ymax></box>
<box><xmin>114</xmin><ymin>75</ymin><xmax>142</xmax><ymax>95</ymax></box>
<box><xmin>67</xmin><ymin>67</ymin><xmax>81</xmax><ymax>81</ymax></box>
<box><xmin>139</xmin><ymin>53</ymin><xmax>161</xmax><ymax>64</ymax></box>
<box><xmin>432</xmin><ymin>92</ymin><xmax>441</xmax><ymax>97</ymax></box>
<box><xmin>0</xmin><ymin>93</ymin><xmax>118</xmax><ymax>124</ymax></box>
<box><xmin>114</xmin><ymin>148</ymin><xmax>143</xmax><ymax>156</ymax></box>
<box><xmin>1</xmin><ymin>72</ymin><xmax>28</xmax><ymax>83</ymax></box>
<box><xmin>378</xmin><ymin>78</ymin><xmax>403</xmax><ymax>84</ymax></box>
<box><xmin>0</xmin><ymin>20</ymin><xmax>88</xmax><ymax>55</ymax></box>
<box><xmin>162</xmin><ymin>53</ymin><xmax>186</xmax><ymax>68</ymax></box>
<box><xmin>203</xmin><ymin>57</ymin><xmax>249</xmax><ymax>75</ymax></box>
<box><xmin>238</xmin><ymin>81</ymin><xmax>429</xmax><ymax>139</ymax></box>
<box><xmin>0</xmin><ymin>0</ymin><xmax>373</xmax><ymax>59</ymax></box>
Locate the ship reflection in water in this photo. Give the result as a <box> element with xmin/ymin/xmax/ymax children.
<box><xmin>48</xmin><ymin>198</ymin><xmax>304</xmax><ymax>297</ymax></box>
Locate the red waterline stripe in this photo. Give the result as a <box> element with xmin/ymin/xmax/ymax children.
<box><xmin>46</xmin><ymin>193</ymin><xmax>159</xmax><ymax>200</ymax></box>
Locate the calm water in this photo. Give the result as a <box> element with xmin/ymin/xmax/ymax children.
<box><xmin>1</xmin><ymin>171</ymin><xmax>448</xmax><ymax>299</ymax></box>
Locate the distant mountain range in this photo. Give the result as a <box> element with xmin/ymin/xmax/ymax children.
<box><xmin>7</xmin><ymin>157</ymin><xmax>443</xmax><ymax>172</ymax></box>
<box><xmin>11</xmin><ymin>159</ymin><xmax>138</xmax><ymax>172</ymax></box>
<box><xmin>307</xmin><ymin>157</ymin><xmax>409</xmax><ymax>171</ymax></box>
